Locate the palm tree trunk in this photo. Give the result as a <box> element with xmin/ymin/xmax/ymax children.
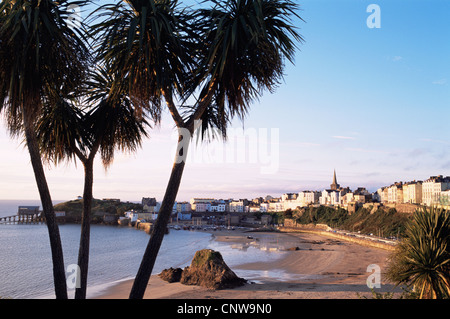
<box><xmin>129</xmin><ymin>133</ymin><xmax>188</xmax><ymax>299</ymax></box>
<box><xmin>75</xmin><ymin>159</ymin><xmax>94</xmax><ymax>299</ymax></box>
<box><xmin>22</xmin><ymin>112</ymin><xmax>68</xmax><ymax>299</ymax></box>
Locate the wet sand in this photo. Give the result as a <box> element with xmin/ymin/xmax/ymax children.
<box><xmin>95</xmin><ymin>229</ymin><xmax>399</xmax><ymax>299</ymax></box>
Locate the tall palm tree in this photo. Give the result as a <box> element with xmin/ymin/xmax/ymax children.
<box><xmin>36</xmin><ymin>67</ymin><xmax>150</xmax><ymax>299</ymax></box>
<box><xmin>0</xmin><ymin>0</ymin><xmax>90</xmax><ymax>299</ymax></box>
<box><xmin>386</xmin><ymin>207</ymin><xmax>450</xmax><ymax>299</ymax></box>
<box><xmin>92</xmin><ymin>0</ymin><xmax>303</xmax><ymax>299</ymax></box>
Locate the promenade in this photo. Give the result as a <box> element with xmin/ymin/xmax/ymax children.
<box><xmin>96</xmin><ymin>228</ymin><xmax>400</xmax><ymax>299</ymax></box>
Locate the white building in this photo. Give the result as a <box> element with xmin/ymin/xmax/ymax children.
<box><xmin>402</xmin><ymin>181</ymin><xmax>422</xmax><ymax>204</ymax></box>
<box><xmin>125</xmin><ymin>211</ymin><xmax>156</xmax><ymax>222</ymax></box>
<box><xmin>268</xmin><ymin>201</ymin><xmax>284</xmax><ymax>212</ymax></box>
<box><xmin>125</xmin><ymin>211</ymin><xmax>139</xmax><ymax>222</ymax></box>
<box><xmin>319</xmin><ymin>170</ymin><xmax>350</xmax><ymax>206</ymax></box>
<box><xmin>229</xmin><ymin>200</ymin><xmax>246</xmax><ymax>213</ymax></box>
<box><xmin>248</xmin><ymin>204</ymin><xmax>261</xmax><ymax>213</ymax></box>
<box><xmin>281</xmin><ymin>194</ymin><xmax>301</xmax><ymax>210</ymax></box>
<box><xmin>281</xmin><ymin>193</ymin><xmax>298</xmax><ymax>201</ymax></box>
<box><xmin>189</xmin><ymin>198</ymin><xmax>215</xmax><ymax>212</ymax></box>
<box><xmin>298</xmin><ymin>191</ymin><xmax>321</xmax><ymax>206</ymax></box>
<box><xmin>387</xmin><ymin>183</ymin><xmax>403</xmax><ymax>203</ymax></box>
<box><xmin>341</xmin><ymin>192</ymin><xmax>354</xmax><ymax>206</ymax></box>
<box><xmin>195</xmin><ymin>202</ymin><xmax>211</xmax><ymax>212</ymax></box>
<box><xmin>210</xmin><ymin>201</ymin><xmax>226</xmax><ymax>212</ymax></box>
<box><xmin>440</xmin><ymin>189</ymin><xmax>450</xmax><ymax>209</ymax></box>
<box><xmin>260</xmin><ymin>202</ymin><xmax>269</xmax><ymax>212</ymax></box>
<box><xmin>320</xmin><ymin>190</ymin><xmax>340</xmax><ymax>206</ymax></box>
<box><xmin>377</xmin><ymin>187</ymin><xmax>388</xmax><ymax>203</ymax></box>
<box><xmin>423</xmin><ymin>176</ymin><xmax>450</xmax><ymax>206</ymax></box>
<box><xmin>280</xmin><ymin>191</ymin><xmax>320</xmax><ymax>210</ymax></box>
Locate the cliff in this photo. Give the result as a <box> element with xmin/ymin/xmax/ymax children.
<box><xmin>53</xmin><ymin>199</ymin><xmax>142</xmax><ymax>224</ymax></box>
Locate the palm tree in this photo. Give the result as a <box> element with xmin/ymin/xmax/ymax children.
<box><xmin>386</xmin><ymin>207</ymin><xmax>450</xmax><ymax>299</ymax></box>
<box><xmin>92</xmin><ymin>0</ymin><xmax>303</xmax><ymax>299</ymax></box>
<box><xmin>36</xmin><ymin>67</ymin><xmax>150</xmax><ymax>299</ymax></box>
<box><xmin>0</xmin><ymin>0</ymin><xmax>90</xmax><ymax>299</ymax></box>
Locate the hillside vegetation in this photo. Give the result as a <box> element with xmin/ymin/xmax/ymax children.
<box><xmin>54</xmin><ymin>199</ymin><xmax>142</xmax><ymax>223</ymax></box>
<box><xmin>292</xmin><ymin>206</ymin><xmax>412</xmax><ymax>238</ymax></box>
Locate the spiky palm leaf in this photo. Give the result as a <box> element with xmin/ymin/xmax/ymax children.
<box><xmin>83</xmin><ymin>66</ymin><xmax>151</xmax><ymax>168</ymax></box>
<box><xmin>36</xmin><ymin>98</ymin><xmax>87</xmax><ymax>165</ymax></box>
<box><xmin>0</xmin><ymin>0</ymin><xmax>91</xmax><ymax>299</ymax></box>
<box><xmin>36</xmin><ymin>65</ymin><xmax>151</xmax><ymax>168</ymax></box>
<box><xmin>387</xmin><ymin>207</ymin><xmax>450</xmax><ymax>299</ymax></box>
<box><xmin>0</xmin><ymin>0</ymin><xmax>90</xmax><ymax>130</ymax></box>
<box><xmin>124</xmin><ymin>0</ymin><xmax>303</xmax><ymax>299</ymax></box>
<box><xmin>187</xmin><ymin>0</ymin><xmax>303</xmax><ymax>126</ymax></box>
<box><xmin>35</xmin><ymin>64</ymin><xmax>151</xmax><ymax>299</ymax></box>
<box><xmin>90</xmin><ymin>0</ymin><xmax>195</xmax><ymax>118</ymax></box>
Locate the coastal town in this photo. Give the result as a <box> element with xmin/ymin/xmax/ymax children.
<box><xmin>5</xmin><ymin>171</ymin><xmax>449</xmax><ymax>228</ymax></box>
<box><xmin>121</xmin><ymin>171</ymin><xmax>450</xmax><ymax>227</ymax></box>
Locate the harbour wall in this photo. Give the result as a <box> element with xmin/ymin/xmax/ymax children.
<box><xmin>280</xmin><ymin>219</ymin><xmax>396</xmax><ymax>251</ymax></box>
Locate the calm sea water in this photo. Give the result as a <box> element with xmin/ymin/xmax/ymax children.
<box><xmin>0</xmin><ymin>200</ymin><xmax>287</xmax><ymax>299</ymax></box>
<box><xmin>0</xmin><ymin>199</ymin><xmax>67</xmax><ymax>218</ymax></box>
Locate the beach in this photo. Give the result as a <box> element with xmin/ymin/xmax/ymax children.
<box><xmin>95</xmin><ymin>229</ymin><xmax>399</xmax><ymax>299</ymax></box>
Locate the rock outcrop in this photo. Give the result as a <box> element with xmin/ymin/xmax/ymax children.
<box><xmin>159</xmin><ymin>249</ymin><xmax>246</xmax><ymax>290</ymax></box>
<box><xmin>159</xmin><ymin>267</ymin><xmax>183</xmax><ymax>283</ymax></box>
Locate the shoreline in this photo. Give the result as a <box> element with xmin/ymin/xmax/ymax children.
<box><xmin>93</xmin><ymin>228</ymin><xmax>401</xmax><ymax>299</ymax></box>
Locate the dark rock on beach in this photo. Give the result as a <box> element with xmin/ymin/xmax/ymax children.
<box><xmin>160</xmin><ymin>249</ymin><xmax>246</xmax><ymax>290</ymax></box>
<box><xmin>159</xmin><ymin>267</ymin><xmax>183</xmax><ymax>283</ymax></box>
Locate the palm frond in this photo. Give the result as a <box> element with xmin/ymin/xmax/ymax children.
<box><xmin>0</xmin><ymin>0</ymin><xmax>91</xmax><ymax>133</ymax></box>
<box><xmin>83</xmin><ymin>65</ymin><xmax>151</xmax><ymax>168</ymax></box>
<box><xmin>36</xmin><ymin>98</ymin><xmax>88</xmax><ymax>165</ymax></box>
<box><xmin>85</xmin><ymin>98</ymin><xmax>150</xmax><ymax>168</ymax></box>
<box><xmin>386</xmin><ymin>207</ymin><xmax>450</xmax><ymax>299</ymax></box>
<box><xmin>191</xmin><ymin>0</ymin><xmax>303</xmax><ymax>123</ymax></box>
<box><xmin>90</xmin><ymin>0</ymin><xmax>196</xmax><ymax>117</ymax></box>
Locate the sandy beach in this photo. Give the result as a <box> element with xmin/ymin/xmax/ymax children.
<box><xmin>95</xmin><ymin>229</ymin><xmax>399</xmax><ymax>299</ymax></box>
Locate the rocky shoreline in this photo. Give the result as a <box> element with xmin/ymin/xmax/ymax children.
<box><xmin>159</xmin><ymin>249</ymin><xmax>246</xmax><ymax>289</ymax></box>
<box><xmin>95</xmin><ymin>228</ymin><xmax>401</xmax><ymax>299</ymax></box>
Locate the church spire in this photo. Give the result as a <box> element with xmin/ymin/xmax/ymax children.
<box><xmin>330</xmin><ymin>169</ymin><xmax>340</xmax><ymax>190</ymax></box>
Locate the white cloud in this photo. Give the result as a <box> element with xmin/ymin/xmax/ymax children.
<box><xmin>419</xmin><ymin>138</ymin><xmax>450</xmax><ymax>145</ymax></box>
<box><xmin>284</xmin><ymin>141</ymin><xmax>320</xmax><ymax>147</ymax></box>
<box><xmin>345</xmin><ymin>147</ymin><xmax>388</xmax><ymax>154</ymax></box>
<box><xmin>387</xmin><ymin>55</ymin><xmax>403</xmax><ymax>62</ymax></box>
<box><xmin>432</xmin><ymin>78</ymin><xmax>447</xmax><ymax>85</ymax></box>
<box><xmin>332</xmin><ymin>136</ymin><xmax>356</xmax><ymax>140</ymax></box>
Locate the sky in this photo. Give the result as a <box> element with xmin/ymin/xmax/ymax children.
<box><xmin>1</xmin><ymin>0</ymin><xmax>449</xmax><ymax>202</ymax></box>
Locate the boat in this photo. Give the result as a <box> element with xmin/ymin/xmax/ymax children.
<box><xmin>118</xmin><ymin>218</ymin><xmax>130</xmax><ymax>226</ymax></box>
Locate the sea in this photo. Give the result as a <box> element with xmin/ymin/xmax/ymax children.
<box><xmin>0</xmin><ymin>200</ymin><xmax>288</xmax><ymax>299</ymax></box>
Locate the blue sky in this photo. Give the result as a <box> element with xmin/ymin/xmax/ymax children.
<box><xmin>0</xmin><ymin>0</ymin><xmax>449</xmax><ymax>202</ymax></box>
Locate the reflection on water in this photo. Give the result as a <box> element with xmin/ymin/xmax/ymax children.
<box><xmin>0</xmin><ymin>224</ymin><xmax>317</xmax><ymax>298</ymax></box>
<box><xmin>215</xmin><ymin>233</ymin><xmax>303</xmax><ymax>253</ymax></box>
<box><xmin>0</xmin><ymin>224</ymin><xmax>213</xmax><ymax>299</ymax></box>
<box><xmin>207</xmin><ymin>232</ymin><xmax>323</xmax><ymax>283</ymax></box>
<box><xmin>235</xmin><ymin>269</ymin><xmax>323</xmax><ymax>283</ymax></box>
<box><xmin>207</xmin><ymin>236</ymin><xmax>288</xmax><ymax>267</ymax></box>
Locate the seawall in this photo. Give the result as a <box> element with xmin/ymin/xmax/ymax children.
<box><xmin>280</xmin><ymin>221</ymin><xmax>396</xmax><ymax>251</ymax></box>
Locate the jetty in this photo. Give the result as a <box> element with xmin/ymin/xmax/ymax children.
<box><xmin>0</xmin><ymin>213</ymin><xmax>44</xmax><ymax>224</ymax></box>
<box><xmin>0</xmin><ymin>205</ymin><xmax>66</xmax><ymax>225</ymax></box>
